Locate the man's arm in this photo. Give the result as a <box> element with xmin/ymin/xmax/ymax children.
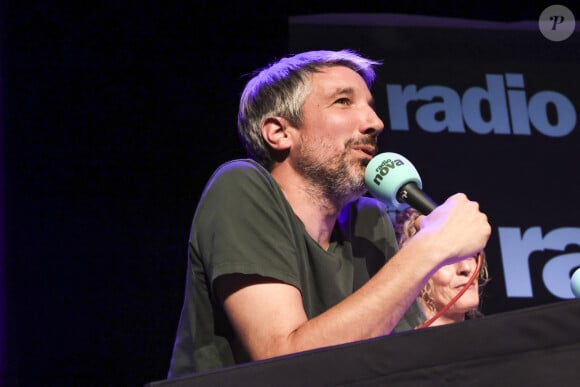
<box><xmin>217</xmin><ymin>193</ymin><xmax>490</xmax><ymax>361</ymax></box>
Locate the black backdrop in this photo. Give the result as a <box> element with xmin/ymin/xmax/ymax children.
<box><xmin>2</xmin><ymin>2</ymin><xmax>578</xmax><ymax>386</ymax></box>
<box><xmin>288</xmin><ymin>12</ymin><xmax>580</xmax><ymax>316</ymax></box>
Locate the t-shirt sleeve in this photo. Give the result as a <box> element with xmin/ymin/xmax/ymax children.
<box><xmin>190</xmin><ymin>160</ymin><xmax>301</xmax><ymax>292</ymax></box>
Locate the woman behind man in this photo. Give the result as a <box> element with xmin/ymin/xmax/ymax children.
<box><xmin>394</xmin><ymin>207</ymin><xmax>489</xmax><ymax>326</ymax></box>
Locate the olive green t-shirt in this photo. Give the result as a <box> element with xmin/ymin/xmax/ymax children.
<box><xmin>168</xmin><ymin>159</ymin><xmax>425</xmax><ymax>377</ymax></box>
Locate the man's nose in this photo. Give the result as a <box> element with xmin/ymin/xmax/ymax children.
<box><xmin>360</xmin><ymin>106</ymin><xmax>384</xmax><ymax>136</ymax></box>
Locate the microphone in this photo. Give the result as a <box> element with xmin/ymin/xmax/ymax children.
<box><xmin>364</xmin><ymin>152</ymin><xmax>437</xmax><ymax>215</ymax></box>
<box><xmin>572</xmin><ymin>268</ymin><xmax>580</xmax><ymax>298</ymax></box>
<box><xmin>366</xmin><ymin>152</ymin><xmax>483</xmax><ymax>330</ymax></box>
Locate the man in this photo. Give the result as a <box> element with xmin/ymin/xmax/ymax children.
<box><xmin>168</xmin><ymin>49</ymin><xmax>490</xmax><ymax>377</ymax></box>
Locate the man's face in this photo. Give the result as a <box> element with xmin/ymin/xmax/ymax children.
<box><xmin>291</xmin><ymin>66</ymin><xmax>384</xmax><ymax>200</ymax></box>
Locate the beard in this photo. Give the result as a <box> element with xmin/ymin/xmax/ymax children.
<box><xmin>293</xmin><ymin>136</ymin><xmax>375</xmax><ymax>203</ymax></box>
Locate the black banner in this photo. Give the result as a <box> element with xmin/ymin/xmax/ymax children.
<box><xmin>290</xmin><ymin>13</ymin><xmax>580</xmax><ymax>314</ymax></box>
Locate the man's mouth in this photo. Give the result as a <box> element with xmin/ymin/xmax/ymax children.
<box><xmin>352</xmin><ymin>145</ymin><xmax>376</xmax><ymax>157</ymax></box>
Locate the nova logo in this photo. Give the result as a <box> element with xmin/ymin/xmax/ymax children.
<box><xmin>372</xmin><ymin>158</ymin><xmax>404</xmax><ymax>185</ymax></box>
<box><xmin>498</xmin><ymin>226</ymin><xmax>580</xmax><ymax>299</ymax></box>
<box><xmin>386</xmin><ymin>73</ymin><xmax>577</xmax><ymax>137</ymax></box>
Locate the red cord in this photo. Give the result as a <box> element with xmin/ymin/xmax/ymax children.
<box><xmin>415</xmin><ymin>252</ymin><xmax>483</xmax><ymax>329</ymax></box>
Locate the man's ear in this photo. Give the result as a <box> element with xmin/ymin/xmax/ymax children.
<box><xmin>261</xmin><ymin>116</ymin><xmax>292</xmax><ymax>151</ymax></box>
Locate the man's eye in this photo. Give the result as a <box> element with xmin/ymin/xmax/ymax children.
<box><xmin>335</xmin><ymin>98</ymin><xmax>351</xmax><ymax>105</ymax></box>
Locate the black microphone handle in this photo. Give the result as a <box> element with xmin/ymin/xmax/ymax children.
<box><xmin>396</xmin><ymin>182</ymin><xmax>437</xmax><ymax>215</ymax></box>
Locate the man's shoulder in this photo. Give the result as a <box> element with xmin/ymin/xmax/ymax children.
<box><xmin>201</xmin><ymin>159</ymin><xmax>279</xmax><ymax>201</ymax></box>
<box><xmin>207</xmin><ymin>159</ymin><xmax>272</xmax><ymax>185</ymax></box>
<box><xmin>213</xmin><ymin>158</ymin><xmax>266</xmax><ymax>176</ymax></box>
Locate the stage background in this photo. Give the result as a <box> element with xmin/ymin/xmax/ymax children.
<box><xmin>289</xmin><ymin>12</ymin><xmax>580</xmax><ymax>315</ymax></box>
<box><xmin>1</xmin><ymin>1</ymin><xmax>578</xmax><ymax>386</ymax></box>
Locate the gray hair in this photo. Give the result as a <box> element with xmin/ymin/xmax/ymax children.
<box><xmin>237</xmin><ymin>49</ymin><xmax>381</xmax><ymax>169</ymax></box>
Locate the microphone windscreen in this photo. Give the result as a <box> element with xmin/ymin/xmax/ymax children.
<box><xmin>572</xmin><ymin>268</ymin><xmax>580</xmax><ymax>298</ymax></box>
<box><xmin>364</xmin><ymin>152</ymin><xmax>422</xmax><ymax>209</ymax></box>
